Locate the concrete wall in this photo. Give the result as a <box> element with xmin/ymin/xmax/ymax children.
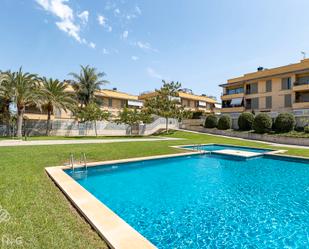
<box><xmin>0</xmin><ymin>118</ymin><xmax>179</xmax><ymax>137</ymax></box>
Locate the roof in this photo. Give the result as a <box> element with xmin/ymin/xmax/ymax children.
<box><xmin>226</xmin><ymin>59</ymin><xmax>309</xmax><ymax>85</ymax></box>
<box><xmin>139</xmin><ymin>90</ymin><xmax>216</xmax><ymax>103</ymax></box>
<box><xmin>64</xmin><ymin>84</ymin><xmax>139</xmax><ymax>101</ymax></box>
<box><xmin>97</xmin><ymin>89</ymin><xmax>139</xmax><ymax>101</ymax></box>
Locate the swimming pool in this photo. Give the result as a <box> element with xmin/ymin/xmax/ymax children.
<box><xmin>183</xmin><ymin>144</ymin><xmax>272</xmax><ymax>153</ymax></box>
<box><xmin>66</xmin><ymin>153</ymin><xmax>309</xmax><ymax>248</ymax></box>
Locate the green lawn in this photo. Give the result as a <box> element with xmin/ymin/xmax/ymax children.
<box><xmin>0</xmin><ymin>130</ymin><xmax>308</xmax><ymax>248</ymax></box>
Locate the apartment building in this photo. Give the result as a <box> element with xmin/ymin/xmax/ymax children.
<box><xmin>139</xmin><ymin>89</ymin><xmax>217</xmax><ymax>113</ymax></box>
<box><xmin>24</xmin><ymin>87</ymin><xmax>143</xmax><ymax>121</ymax></box>
<box><xmin>220</xmin><ymin>59</ymin><xmax>309</xmax><ymax>117</ymax></box>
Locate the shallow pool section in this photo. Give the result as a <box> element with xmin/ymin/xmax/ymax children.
<box><xmin>66</xmin><ymin>154</ymin><xmax>309</xmax><ymax>248</ymax></box>
<box><xmin>184</xmin><ymin>144</ymin><xmax>272</xmax><ymax>153</ymax></box>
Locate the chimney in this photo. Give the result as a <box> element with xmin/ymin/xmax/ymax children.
<box><xmin>112</xmin><ymin>87</ymin><xmax>117</xmax><ymax>91</ymax></box>
<box><xmin>257</xmin><ymin>66</ymin><xmax>264</xmax><ymax>71</ymax></box>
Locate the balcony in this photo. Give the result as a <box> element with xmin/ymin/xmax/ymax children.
<box><xmin>293</xmin><ymin>82</ymin><xmax>309</xmax><ymax>92</ymax></box>
<box><xmin>221</xmin><ymin>106</ymin><xmax>245</xmax><ymax>113</ymax></box>
<box><xmin>221</xmin><ymin>92</ymin><xmax>244</xmax><ymax>100</ymax></box>
<box><xmin>292</xmin><ymin>101</ymin><xmax>309</xmax><ymax>109</ymax></box>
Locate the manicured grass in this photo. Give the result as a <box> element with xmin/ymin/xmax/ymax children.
<box><xmin>0</xmin><ymin>130</ymin><xmax>308</xmax><ymax>248</ymax></box>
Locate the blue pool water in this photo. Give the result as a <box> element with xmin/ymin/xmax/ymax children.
<box><xmin>66</xmin><ymin>154</ymin><xmax>309</xmax><ymax>248</ymax></box>
<box><xmin>184</xmin><ymin>144</ymin><xmax>272</xmax><ymax>153</ymax></box>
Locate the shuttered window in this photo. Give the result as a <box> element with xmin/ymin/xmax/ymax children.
<box><xmin>250</xmin><ymin>82</ymin><xmax>258</xmax><ymax>94</ymax></box>
<box><xmin>108</xmin><ymin>98</ymin><xmax>113</xmax><ymax>107</ymax></box>
<box><xmin>284</xmin><ymin>94</ymin><xmax>292</xmax><ymax>107</ymax></box>
<box><xmin>266</xmin><ymin>80</ymin><xmax>272</xmax><ymax>92</ymax></box>
<box><xmin>281</xmin><ymin>77</ymin><xmax>291</xmax><ymax>90</ymax></box>
<box><xmin>251</xmin><ymin>98</ymin><xmax>259</xmax><ymax>109</ymax></box>
<box><xmin>266</xmin><ymin>96</ymin><xmax>272</xmax><ymax>109</ymax></box>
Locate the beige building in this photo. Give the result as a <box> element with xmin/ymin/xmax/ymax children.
<box><xmin>220</xmin><ymin>59</ymin><xmax>309</xmax><ymax>117</ymax></box>
<box><xmin>24</xmin><ymin>87</ymin><xmax>143</xmax><ymax>121</ymax></box>
<box><xmin>139</xmin><ymin>89</ymin><xmax>217</xmax><ymax>113</ymax></box>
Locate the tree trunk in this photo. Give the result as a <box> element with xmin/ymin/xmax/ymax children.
<box><xmin>16</xmin><ymin>108</ymin><xmax>24</xmax><ymax>138</ymax></box>
<box><xmin>94</xmin><ymin>121</ymin><xmax>97</xmax><ymax>137</ymax></box>
<box><xmin>46</xmin><ymin>111</ymin><xmax>51</xmax><ymax>136</ymax></box>
<box><xmin>165</xmin><ymin>117</ymin><xmax>169</xmax><ymax>133</ymax></box>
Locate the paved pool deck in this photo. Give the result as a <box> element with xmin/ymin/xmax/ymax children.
<box><xmin>0</xmin><ymin>137</ymin><xmax>183</xmax><ymax>147</ymax></box>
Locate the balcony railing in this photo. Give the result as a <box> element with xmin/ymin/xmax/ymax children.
<box><xmin>294</xmin><ymin>81</ymin><xmax>309</xmax><ymax>86</ymax></box>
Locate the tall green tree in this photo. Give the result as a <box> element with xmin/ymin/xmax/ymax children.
<box><xmin>5</xmin><ymin>68</ymin><xmax>40</xmax><ymax>138</ymax></box>
<box><xmin>40</xmin><ymin>78</ymin><xmax>77</xmax><ymax>136</ymax></box>
<box><xmin>75</xmin><ymin>102</ymin><xmax>110</xmax><ymax>136</ymax></box>
<box><xmin>144</xmin><ymin>80</ymin><xmax>191</xmax><ymax>132</ymax></box>
<box><xmin>0</xmin><ymin>71</ymin><xmax>14</xmax><ymax>134</ymax></box>
<box><xmin>69</xmin><ymin>65</ymin><xmax>108</xmax><ymax>107</ymax></box>
<box><xmin>117</xmin><ymin>107</ymin><xmax>152</xmax><ymax>135</ymax></box>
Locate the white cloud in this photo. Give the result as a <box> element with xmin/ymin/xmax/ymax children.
<box><xmin>147</xmin><ymin>67</ymin><xmax>163</xmax><ymax>79</ymax></box>
<box><xmin>114</xmin><ymin>8</ymin><xmax>120</xmax><ymax>15</ymax></box>
<box><xmin>131</xmin><ymin>56</ymin><xmax>139</xmax><ymax>61</ymax></box>
<box><xmin>136</xmin><ymin>41</ymin><xmax>158</xmax><ymax>52</ymax></box>
<box><xmin>89</xmin><ymin>42</ymin><xmax>96</xmax><ymax>49</ymax></box>
<box><xmin>35</xmin><ymin>0</ymin><xmax>82</xmax><ymax>43</ymax></box>
<box><xmin>122</xmin><ymin>30</ymin><xmax>129</xmax><ymax>39</ymax></box>
<box><xmin>107</xmin><ymin>26</ymin><xmax>112</xmax><ymax>32</ymax></box>
<box><xmin>97</xmin><ymin>15</ymin><xmax>106</xmax><ymax>26</ymax></box>
<box><xmin>135</xmin><ymin>6</ymin><xmax>142</xmax><ymax>15</ymax></box>
<box><xmin>78</xmin><ymin>10</ymin><xmax>89</xmax><ymax>25</ymax></box>
<box><xmin>102</xmin><ymin>48</ymin><xmax>109</xmax><ymax>55</ymax></box>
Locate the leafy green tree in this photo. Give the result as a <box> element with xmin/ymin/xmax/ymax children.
<box><xmin>69</xmin><ymin>65</ymin><xmax>108</xmax><ymax>107</ymax></box>
<box><xmin>117</xmin><ymin>107</ymin><xmax>152</xmax><ymax>135</ymax></box>
<box><xmin>144</xmin><ymin>80</ymin><xmax>191</xmax><ymax>132</ymax></box>
<box><xmin>4</xmin><ymin>68</ymin><xmax>40</xmax><ymax>138</ymax></box>
<box><xmin>0</xmin><ymin>71</ymin><xmax>15</xmax><ymax>135</ymax></box>
<box><xmin>75</xmin><ymin>102</ymin><xmax>110</xmax><ymax>136</ymax></box>
<box><xmin>40</xmin><ymin>77</ymin><xmax>77</xmax><ymax>136</ymax></box>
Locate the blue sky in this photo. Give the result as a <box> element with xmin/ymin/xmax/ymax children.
<box><xmin>1</xmin><ymin>0</ymin><xmax>309</xmax><ymax>99</ymax></box>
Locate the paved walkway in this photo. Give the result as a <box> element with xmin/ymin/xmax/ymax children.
<box><xmin>0</xmin><ymin>137</ymin><xmax>183</xmax><ymax>147</ymax></box>
<box><xmin>177</xmin><ymin>129</ymin><xmax>309</xmax><ymax>149</ymax></box>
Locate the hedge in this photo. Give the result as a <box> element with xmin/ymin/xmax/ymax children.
<box><xmin>274</xmin><ymin>113</ymin><xmax>296</xmax><ymax>133</ymax></box>
<box><xmin>238</xmin><ymin>112</ymin><xmax>254</xmax><ymax>131</ymax></box>
<box><xmin>218</xmin><ymin>115</ymin><xmax>232</xmax><ymax>130</ymax></box>
<box><xmin>252</xmin><ymin>113</ymin><xmax>272</xmax><ymax>133</ymax></box>
<box><xmin>204</xmin><ymin>115</ymin><xmax>218</xmax><ymax>128</ymax></box>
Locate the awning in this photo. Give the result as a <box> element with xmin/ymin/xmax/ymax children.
<box><xmin>230</xmin><ymin>98</ymin><xmax>243</xmax><ymax>106</ymax></box>
<box><xmin>198</xmin><ymin>101</ymin><xmax>206</xmax><ymax>107</ymax></box>
<box><xmin>168</xmin><ymin>96</ymin><xmax>181</xmax><ymax>102</ymax></box>
<box><xmin>128</xmin><ymin>100</ymin><xmax>143</xmax><ymax>107</ymax></box>
<box><xmin>214</xmin><ymin>103</ymin><xmax>221</xmax><ymax>109</ymax></box>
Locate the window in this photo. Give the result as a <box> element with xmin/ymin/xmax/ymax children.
<box><xmin>266</xmin><ymin>96</ymin><xmax>272</xmax><ymax>109</ymax></box>
<box><xmin>246</xmin><ymin>83</ymin><xmax>258</xmax><ymax>94</ymax></box>
<box><xmin>226</xmin><ymin>87</ymin><xmax>244</xmax><ymax>95</ymax></box>
<box><xmin>108</xmin><ymin>98</ymin><xmax>113</xmax><ymax>107</ymax></box>
<box><xmin>251</xmin><ymin>98</ymin><xmax>259</xmax><ymax>109</ymax></box>
<box><xmin>281</xmin><ymin>77</ymin><xmax>291</xmax><ymax>90</ymax></box>
<box><xmin>121</xmin><ymin>100</ymin><xmax>126</xmax><ymax>108</ymax></box>
<box><xmin>284</xmin><ymin>94</ymin><xmax>292</xmax><ymax>107</ymax></box>
<box><xmin>266</xmin><ymin>80</ymin><xmax>272</xmax><ymax>92</ymax></box>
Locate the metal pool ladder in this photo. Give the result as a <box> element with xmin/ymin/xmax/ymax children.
<box><xmin>70</xmin><ymin>153</ymin><xmax>88</xmax><ymax>172</ymax></box>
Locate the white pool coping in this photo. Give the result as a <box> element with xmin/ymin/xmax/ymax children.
<box><xmin>45</xmin><ymin>151</ymin><xmax>202</xmax><ymax>249</ymax></box>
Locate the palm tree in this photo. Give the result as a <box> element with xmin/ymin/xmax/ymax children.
<box><xmin>6</xmin><ymin>68</ymin><xmax>40</xmax><ymax>138</ymax></box>
<box><xmin>69</xmin><ymin>65</ymin><xmax>109</xmax><ymax>107</ymax></box>
<box><xmin>0</xmin><ymin>72</ymin><xmax>14</xmax><ymax>135</ymax></box>
<box><xmin>40</xmin><ymin>77</ymin><xmax>77</xmax><ymax>136</ymax></box>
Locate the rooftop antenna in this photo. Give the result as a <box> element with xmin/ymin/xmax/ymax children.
<box><xmin>301</xmin><ymin>51</ymin><xmax>306</xmax><ymax>59</ymax></box>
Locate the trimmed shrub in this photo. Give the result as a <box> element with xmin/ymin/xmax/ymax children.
<box><xmin>274</xmin><ymin>113</ymin><xmax>296</xmax><ymax>133</ymax></box>
<box><xmin>192</xmin><ymin>111</ymin><xmax>203</xmax><ymax>119</ymax></box>
<box><xmin>304</xmin><ymin>125</ymin><xmax>309</xmax><ymax>133</ymax></box>
<box><xmin>238</xmin><ymin>112</ymin><xmax>254</xmax><ymax>131</ymax></box>
<box><xmin>252</xmin><ymin>113</ymin><xmax>272</xmax><ymax>134</ymax></box>
<box><xmin>204</xmin><ymin>114</ymin><xmax>218</xmax><ymax>128</ymax></box>
<box><xmin>218</xmin><ymin>115</ymin><xmax>232</xmax><ymax>130</ymax></box>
